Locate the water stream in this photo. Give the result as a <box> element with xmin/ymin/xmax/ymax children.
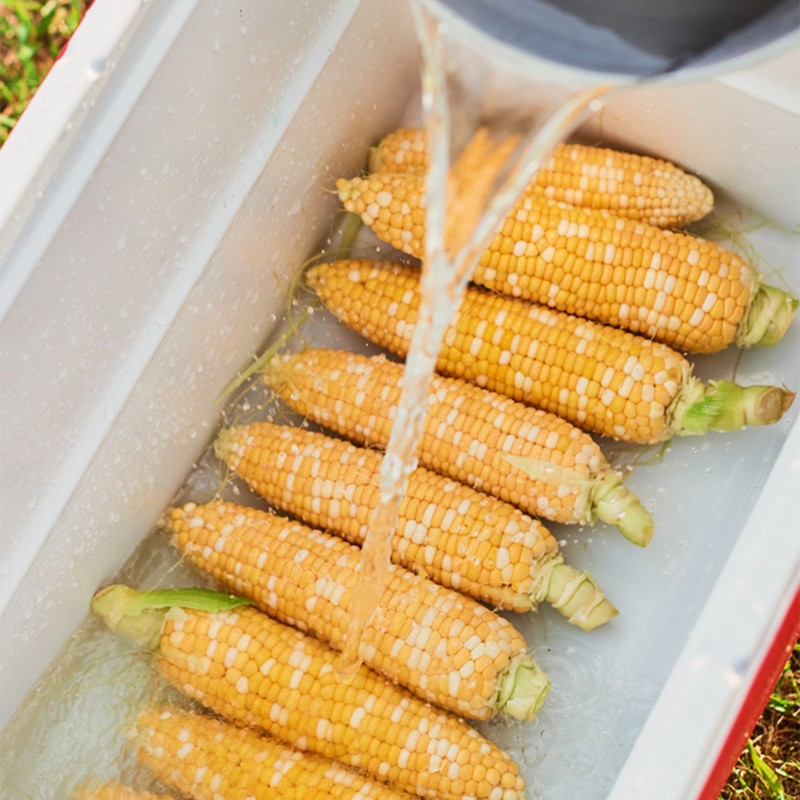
<box><xmin>338</xmin><ymin>0</ymin><xmax>618</xmax><ymax>675</ymax></box>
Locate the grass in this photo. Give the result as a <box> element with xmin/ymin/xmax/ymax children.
<box><xmin>0</xmin><ymin>0</ymin><xmax>90</xmax><ymax>146</ymax></box>
<box><xmin>1</xmin><ymin>3</ymin><xmax>798</xmax><ymax>798</ymax></box>
<box><xmin>719</xmin><ymin>645</ymin><xmax>799</xmax><ymax>800</ymax></box>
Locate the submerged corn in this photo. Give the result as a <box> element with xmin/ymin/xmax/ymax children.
<box><xmin>135</xmin><ymin>706</ymin><xmax>415</xmax><ymax>800</ymax></box>
<box><xmin>74</xmin><ymin>783</ymin><xmax>174</xmax><ymax>800</ymax></box>
<box><xmin>369</xmin><ymin>127</ymin><xmax>714</xmax><ymax>228</ymax></box>
<box><xmin>336</xmin><ymin>172</ymin><xmax>797</xmax><ymax>354</ymax></box>
<box><xmin>93</xmin><ymin>586</ymin><xmax>528</xmax><ymax>800</ymax></box>
<box><xmin>265</xmin><ymin>349</ymin><xmax>653</xmax><ymax>546</ymax></box>
<box><xmin>164</xmin><ymin>500</ymin><xmax>546</xmax><ymax>719</ymax></box>
<box><xmin>215</xmin><ymin>421</ymin><xmax>616</xmax><ymax>625</ymax></box>
<box><xmin>307</xmin><ymin>260</ymin><xmax>794</xmax><ymax>444</ymax></box>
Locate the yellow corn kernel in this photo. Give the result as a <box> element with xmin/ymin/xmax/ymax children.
<box><xmin>370</xmin><ymin>127</ymin><xmax>427</xmax><ymax>175</ymax></box>
<box><xmin>134</xmin><ymin>706</ymin><xmax>415</xmax><ymax>800</ymax></box>
<box><xmin>215</xmin><ymin>421</ymin><xmax>617</xmax><ymax>627</ymax></box>
<box><xmin>164</xmin><ymin>500</ymin><xmax>541</xmax><ymax>719</ymax></box>
<box><xmin>335</xmin><ymin>172</ymin><xmax>769</xmax><ymax>354</ymax></box>
<box><xmin>370</xmin><ymin>126</ymin><xmax>714</xmax><ymax>228</ymax></box>
<box><xmin>265</xmin><ymin>348</ymin><xmax>654</xmax><ymax>547</ymax></box>
<box><xmin>93</xmin><ymin>586</ymin><xmax>528</xmax><ymax>800</ymax></box>
<box><xmin>74</xmin><ymin>783</ymin><xmax>173</xmax><ymax>800</ymax></box>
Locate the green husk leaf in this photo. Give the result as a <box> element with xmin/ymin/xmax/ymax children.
<box><xmin>334</xmin><ymin>211</ymin><xmax>365</xmax><ymax>259</ymax></box>
<box><xmin>91</xmin><ymin>585</ymin><xmax>252</xmax><ymax>649</ymax></box>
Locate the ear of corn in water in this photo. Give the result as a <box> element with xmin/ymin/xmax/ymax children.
<box><xmin>73</xmin><ymin>782</ymin><xmax>176</xmax><ymax>800</ymax></box>
<box><xmin>214</xmin><ymin>419</ymin><xmax>616</xmax><ymax>624</ymax></box>
<box><xmin>265</xmin><ymin>348</ymin><xmax>656</xmax><ymax>546</ymax></box>
<box><xmin>343</xmin><ymin>128</ymin><xmax>797</xmax><ymax>355</ymax></box>
<box><xmin>161</xmin><ymin>499</ymin><xmax>548</xmax><ymax>720</ymax></box>
<box><xmin>133</xmin><ymin>705</ymin><xmax>419</xmax><ymax>800</ymax></box>
<box><xmin>91</xmin><ymin>585</ymin><xmax>528</xmax><ymax>800</ymax></box>
<box><xmin>305</xmin><ymin>259</ymin><xmax>794</xmax><ymax>444</ymax></box>
<box><xmin>369</xmin><ymin>127</ymin><xmax>715</xmax><ymax>229</ymax></box>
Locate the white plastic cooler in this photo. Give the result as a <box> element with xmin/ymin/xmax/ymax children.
<box><xmin>0</xmin><ymin>1</ymin><xmax>798</xmax><ymax>798</ymax></box>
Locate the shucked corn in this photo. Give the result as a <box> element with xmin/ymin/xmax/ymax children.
<box><xmin>336</xmin><ymin>171</ymin><xmax>797</xmax><ymax>354</ymax></box>
<box><xmin>163</xmin><ymin>500</ymin><xmax>547</xmax><ymax>720</ymax></box>
<box><xmin>93</xmin><ymin>586</ymin><xmax>527</xmax><ymax>800</ymax></box>
<box><xmin>307</xmin><ymin>260</ymin><xmax>794</xmax><ymax>444</ymax></box>
<box><xmin>265</xmin><ymin>348</ymin><xmax>654</xmax><ymax>546</ymax></box>
<box><xmin>135</xmin><ymin>706</ymin><xmax>415</xmax><ymax>800</ymax></box>
<box><xmin>215</xmin><ymin>421</ymin><xmax>616</xmax><ymax>625</ymax></box>
<box><xmin>370</xmin><ymin>127</ymin><xmax>715</xmax><ymax>228</ymax></box>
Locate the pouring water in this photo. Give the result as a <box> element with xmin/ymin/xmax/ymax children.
<box><xmin>341</xmin><ymin>0</ymin><xmax>799</xmax><ymax>673</ymax></box>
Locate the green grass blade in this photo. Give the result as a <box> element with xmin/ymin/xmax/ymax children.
<box><xmin>747</xmin><ymin>741</ymin><xmax>786</xmax><ymax>799</ymax></box>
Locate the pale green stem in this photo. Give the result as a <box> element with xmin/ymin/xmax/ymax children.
<box><xmin>591</xmin><ymin>472</ymin><xmax>654</xmax><ymax>547</ymax></box>
<box><xmin>672</xmin><ymin>379</ymin><xmax>796</xmax><ymax>436</ymax></box>
<box><xmin>736</xmin><ymin>284</ymin><xmax>799</xmax><ymax>348</ymax></box>
<box><xmin>545</xmin><ymin>562</ymin><xmax>618</xmax><ymax>631</ymax></box>
<box><xmin>493</xmin><ymin>653</ymin><xmax>551</xmax><ymax>721</ymax></box>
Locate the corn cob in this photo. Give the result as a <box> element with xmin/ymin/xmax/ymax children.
<box><xmin>92</xmin><ymin>585</ymin><xmax>527</xmax><ymax>800</ymax></box>
<box><xmin>369</xmin><ymin>126</ymin><xmax>715</xmax><ymax>228</ymax></box>
<box><xmin>215</xmin><ymin>420</ymin><xmax>616</xmax><ymax>626</ymax></box>
<box><xmin>163</xmin><ymin>500</ymin><xmax>547</xmax><ymax>720</ymax></box>
<box><xmin>134</xmin><ymin>706</ymin><xmax>415</xmax><ymax>800</ymax></box>
<box><xmin>74</xmin><ymin>783</ymin><xmax>174</xmax><ymax>800</ymax></box>
<box><xmin>264</xmin><ymin>349</ymin><xmax>654</xmax><ymax>546</ymax></box>
<box><xmin>307</xmin><ymin>260</ymin><xmax>794</xmax><ymax>444</ymax></box>
<box><xmin>336</xmin><ymin>173</ymin><xmax>797</xmax><ymax>354</ymax></box>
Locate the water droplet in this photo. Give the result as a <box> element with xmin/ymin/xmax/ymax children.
<box><xmin>84</xmin><ymin>58</ymin><xmax>104</xmax><ymax>80</ymax></box>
